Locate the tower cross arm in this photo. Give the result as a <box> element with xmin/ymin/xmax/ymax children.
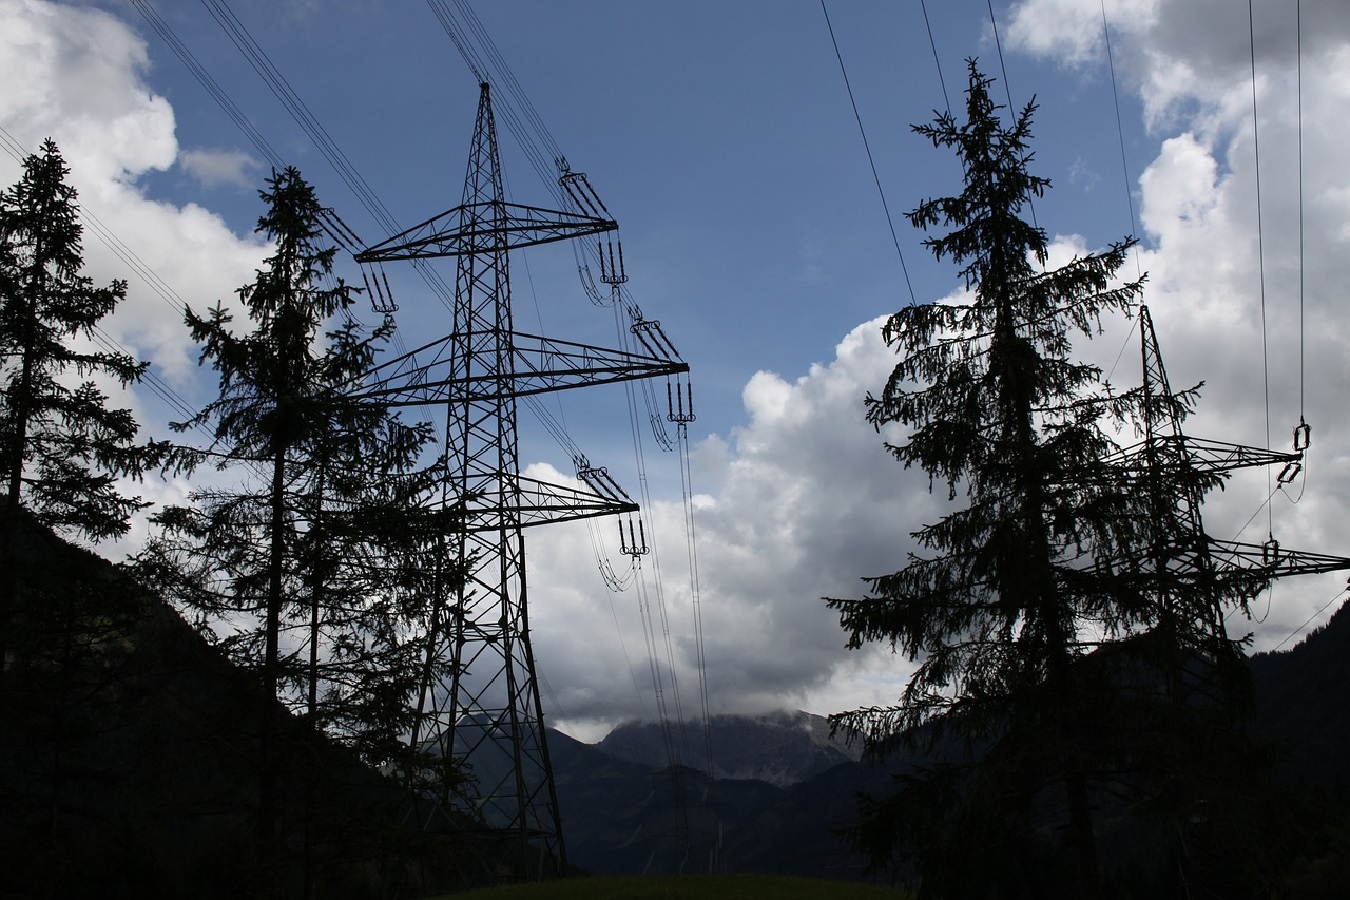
<box><xmin>1182</xmin><ymin>538</ymin><xmax>1350</xmax><ymax>606</ymax></box>
<box><xmin>457</xmin><ymin>474</ymin><xmax>639</xmax><ymax>531</ymax></box>
<box><xmin>353</xmin><ymin>202</ymin><xmax>616</xmax><ymax>262</ymax></box>
<box><xmin>1105</xmin><ymin>537</ymin><xmax>1350</xmax><ymax>587</ymax></box>
<box><xmin>1107</xmin><ymin>435</ymin><xmax>1303</xmax><ymax>476</ymax></box>
<box><xmin>352</xmin><ymin>330</ymin><xmax>688</xmax><ymax>406</ymax></box>
<box><xmin>1207</xmin><ymin>538</ymin><xmax>1350</xmax><ymax>579</ymax></box>
<box><xmin>508</xmin><ymin>330</ymin><xmax>689</xmax><ymax>397</ymax></box>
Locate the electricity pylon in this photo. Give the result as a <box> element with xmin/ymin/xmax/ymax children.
<box><xmin>1128</xmin><ymin>305</ymin><xmax>1348</xmax><ymax>586</ymax></box>
<box><xmin>355</xmin><ymin>83</ymin><xmax>688</xmax><ymax>871</ymax></box>
<box><xmin>1118</xmin><ymin>305</ymin><xmax>1350</xmax><ymax>701</ymax></box>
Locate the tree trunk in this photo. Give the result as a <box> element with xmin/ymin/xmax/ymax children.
<box><xmin>998</xmin><ymin>289</ymin><xmax>1102</xmax><ymax>899</ymax></box>
<box><xmin>0</xmin><ymin>281</ymin><xmax>38</xmax><ymax>697</ymax></box>
<box><xmin>259</xmin><ymin>447</ymin><xmax>286</xmax><ymax>887</ymax></box>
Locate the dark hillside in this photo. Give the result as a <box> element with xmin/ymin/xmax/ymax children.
<box><xmin>8</xmin><ymin>507</ymin><xmax>1347</xmax><ymax>895</ymax></box>
<box><xmin>1245</xmin><ymin>600</ymin><xmax>1350</xmax><ymax>894</ymax></box>
<box><xmin>552</xmin><ymin>717</ymin><xmax>889</xmax><ymax>880</ymax></box>
<box><xmin>1249</xmin><ymin>598</ymin><xmax>1350</xmax><ymax>784</ymax></box>
<box><xmin>552</xmin><ymin>729</ymin><xmax>789</xmax><ymax>876</ymax></box>
<box><xmin>551</xmin><ymin>609</ymin><xmax>1350</xmax><ymax>888</ymax></box>
<box><xmin>0</xmin><ymin>517</ymin><xmax>504</xmax><ymax>899</ymax></box>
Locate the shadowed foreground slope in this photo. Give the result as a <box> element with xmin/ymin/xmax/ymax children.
<box><xmin>441</xmin><ymin>874</ymin><xmax>910</xmax><ymax>900</ymax></box>
<box><xmin>0</xmin><ymin>516</ymin><xmax>522</xmax><ymax>899</ymax></box>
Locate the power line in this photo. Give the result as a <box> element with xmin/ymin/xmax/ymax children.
<box><xmin>819</xmin><ymin>0</ymin><xmax>916</xmax><ymax>305</ymax></box>
<box><xmin>1296</xmin><ymin>0</ymin><xmax>1306</xmax><ymax>422</ymax></box>
<box><xmin>986</xmin><ymin>0</ymin><xmax>1015</xmax><ymax>112</ymax></box>
<box><xmin>920</xmin><ymin>0</ymin><xmax>951</xmax><ymax>117</ymax></box>
<box><xmin>1270</xmin><ymin>588</ymin><xmax>1348</xmax><ymax>652</ymax></box>
<box><xmin>129</xmin><ymin>0</ymin><xmax>284</xmax><ymax>169</ymax></box>
<box><xmin>984</xmin><ymin>0</ymin><xmax>1040</xmax><ymax>234</ymax></box>
<box><xmin>1246</xmin><ymin>0</ymin><xmax>1275</xmax><ymax>552</ymax></box>
<box><xmin>135</xmin><ymin>0</ymin><xmax>712</xmax><ymax>828</ymax></box>
<box><xmin>1099</xmin><ymin>0</ymin><xmax>1143</xmax><ymax>281</ymax></box>
<box><xmin>422</xmin><ymin>10</ymin><xmax>718</xmax><ymax>847</ymax></box>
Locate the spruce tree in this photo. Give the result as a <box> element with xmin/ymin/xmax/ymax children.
<box><xmin>143</xmin><ymin>167</ymin><xmax>440</xmax><ymax>886</ymax></box>
<box><xmin>0</xmin><ymin>139</ymin><xmax>166</xmax><ymax>688</ymax></box>
<box><xmin>0</xmin><ymin>139</ymin><xmax>174</xmax><ymax>897</ymax></box>
<box><xmin>828</xmin><ymin>63</ymin><xmax>1154</xmax><ymax>898</ymax></box>
<box><xmin>290</xmin><ymin>395</ymin><xmax>444</xmax><ymax>769</ymax></box>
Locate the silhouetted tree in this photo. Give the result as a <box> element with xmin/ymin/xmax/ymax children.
<box><xmin>291</xmin><ymin>416</ymin><xmax>444</xmax><ymax>767</ymax></box>
<box><xmin>0</xmin><ymin>137</ymin><xmax>173</xmax><ymax>898</ymax></box>
<box><xmin>0</xmin><ymin>138</ymin><xmax>168</xmax><ymax>685</ymax></box>
<box><xmin>828</xmin><ymin>63</ymin><xmax>1160</xmax><ymax>898</ymax></box>
<box><xmin>142</xmin><ymin>167</ymin><xmax>443</xmax><ymax>891</ymax></box>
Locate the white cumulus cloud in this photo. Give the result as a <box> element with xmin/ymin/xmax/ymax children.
<box><xmin>179</xmin><ymin>147</ymin><xmax>260</xmax><ymax>190</ymax></box>
<box><xmin>1012</xmin><ymin>0</ymin><xmax>1350</xmax><ymax>648</ymax></box>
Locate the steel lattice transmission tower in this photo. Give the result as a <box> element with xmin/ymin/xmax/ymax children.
<box><xmin>355</xmin><ymin>84</ymin><xmax>688</xmax><ymax>869</ymax></box>
<box><xmin>1116</xmin><ymin>306</ymin><xmax>1350</xmax><ymax>696</ymax></box>
<box><xmin>1129</xmin><ymin>306</ymin><xmax>1349</xmax><ymax>585</ymax></box>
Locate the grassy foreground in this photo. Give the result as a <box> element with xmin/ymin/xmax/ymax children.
<box><xmin>438</xmin><ymin>874</ymin><xmax>908</xmax><ymax>900</ymax></box>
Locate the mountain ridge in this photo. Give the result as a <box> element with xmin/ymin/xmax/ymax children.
<box><xmin>553</xmin><ymin>597</ymin><xmax>1350</xmax><ymax>880</ymax></box>
<box><xmin>593</xmin><ymin>709</ymin><xmax>861</xmax><ymax>788</ymax></box>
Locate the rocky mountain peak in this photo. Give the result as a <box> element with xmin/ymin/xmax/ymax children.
<box><xmin>594</xmin><ymin>709</ymin><xmax>861</xmax><ymax>787</ymax></box>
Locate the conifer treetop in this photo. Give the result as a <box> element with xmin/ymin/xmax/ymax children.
<box><xmin>0</xmin><ymin>138</ymin><xmax>165</xmax><ymax>542</ymax></box>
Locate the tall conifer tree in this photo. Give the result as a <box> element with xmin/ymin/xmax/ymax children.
<box><xmin>0</xmin><ymin>139</ymin><xmax>165</xmax><ymax>688</ymax></box>
<box><xmin>0</xmin><ymin>140</ymin><xmax>173</xmax><ymax>897</ymax></box>
<box><xmin>145</xmin><ymin>167</ymin><xmax>440</xmax><ymax>885</ymax></box>
<box><xmin>828</xmin><ymin>64</ymin><xmax>1154</xmax><ymax>898</ymax></box>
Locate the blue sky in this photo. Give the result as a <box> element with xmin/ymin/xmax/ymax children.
<box><xmin>3</xmin><ymin>0</ymin><xmax>1350</xmax><ymax>740</ymax></box>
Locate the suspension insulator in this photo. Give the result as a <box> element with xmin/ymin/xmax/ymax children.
<box><xmin>560</xmin><ymin>171</ymin><xmax>598</xmax><ymax>216</ymax></box>
<box><xmin>1277</xmin><ymin>460</ymin><xmax>1302</xmax><ymax>484</ymax></box>
<box><xmin>667</xmin><ymin>379</ymin><xmax>695</xmax><ymax>424</ymax></box>
<box><xmin>601</xmin><ymin>240</ymin><xmax>628</xmax><ymax>285</ymax></box>
<box><xmin>577</xmin><ymin>462</ymin><xmax>602</xmax><ymax>495</ymax></box>
<box><xmin>1262</xmin><ymin>536</ymin><xmax>1280</xmax><ymax>568</ymax></box>
<box><xmin>619</xmin><ymin>516</ymin><xmax>649</xmax><ymax>558</ymax></box>
<box><xmin>361</xmin><ymin>268</ymin><xmax>375</xmax><ymax>302</ymax></box>
<box><xmin>631</xmin><ymin>318</ymin><xmax>662</xmax><ymax>357</ymax></box>
<box><xmin>1293</xmin><ymin>418</ymin><xmax>1311</xmax><ymax>453</ymax></box>
<box><xmin>363</xmin><ymin>266</ymin><xmax>396</xmax><ymax>314</ymax></box>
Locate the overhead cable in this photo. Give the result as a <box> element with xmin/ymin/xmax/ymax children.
<box><xmin>920</xmin><ymin>0</ymin><xmax>951</xmax><ymax>116</ymax></box>
<box><xmin>984</xmin><ymin>0</ymin><xmax>1040</xmax><ymax>233</ymax></box>
<box><xmin>819</xmin><ymin>0</ymin><xmax>916</xmax><ymax>304</ymax></box>
<box><xmin>1246</xmin><ymin>0</ymin><xmax>1275</xmax><ymax>555</ymax></box>
<box><xmin>1099</xmin><ymin>0</ymin><xmax>1143</xmax><ymax>280</ymax></box>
